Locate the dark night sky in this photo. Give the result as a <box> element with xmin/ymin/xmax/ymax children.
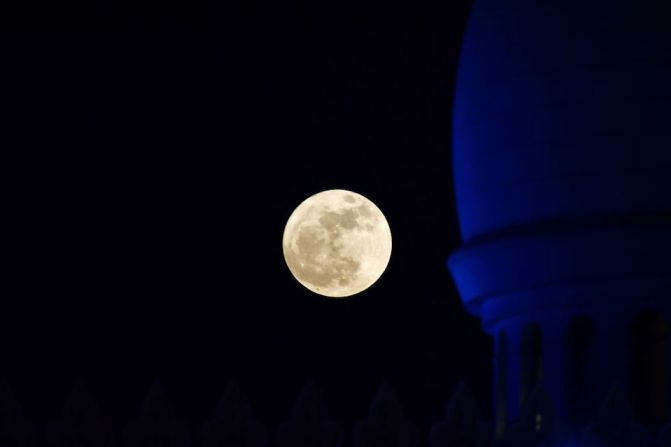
<box><xmin>1</xmin><ymin>19</ymin><xmax>494</xmax><ymax>431</ymax></box>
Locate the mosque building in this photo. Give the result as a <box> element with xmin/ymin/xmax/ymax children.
<box><xmin>447</xmin><ymin>0</ymin><xmax>671</xmax><ymax>442</ymax></box>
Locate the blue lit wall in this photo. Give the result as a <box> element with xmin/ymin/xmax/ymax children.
<box><xmin>448</xmin><ymin>0</ymin><xmax>671</xmax><ymax>433</ymax></box>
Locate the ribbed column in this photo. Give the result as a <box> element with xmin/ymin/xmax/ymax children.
<box><xmin>500</xmin><ymin>322</ymin><xmax>523</xmax><ymax>422</ymax></box>
<box><xmin>494</xmin><ymin>328</ymin><xmax>508</xmax><ymax>439</ymax></box>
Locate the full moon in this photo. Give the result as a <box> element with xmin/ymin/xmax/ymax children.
<box><xmin>282</xmin><ymin>189</ymin><xmax>392</xmax><ymax>298</ymax></box>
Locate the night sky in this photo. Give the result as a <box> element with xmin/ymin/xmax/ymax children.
<box><xmin>1</xmin><ymin>21</ymin><xmax>494</xmax><ymax>432</ymax></box>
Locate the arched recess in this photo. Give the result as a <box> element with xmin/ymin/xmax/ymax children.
<box><xmin>629</xmin><ymin>310</ymin><xmax>668</xmax><ymax>426</ymax></box>
<box><xmin>520</xmin><ymin>322</ymin><xmax>543</xmax><ymax>407</ymax></box>
<box><xmin>564</xmin><ymin>314</ymin><xmax>597</xmax><ymax>430</ymax></box>
<box><xmin>495</xmin><ymin>328</ymin><xmax>507</xmax><ymax>439</ymax></box>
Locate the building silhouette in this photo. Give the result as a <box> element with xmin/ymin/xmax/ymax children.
<box><xmin>447</xmin><ymin>0</ymin><xmax>671</xmax><ymax>444</ymax></box>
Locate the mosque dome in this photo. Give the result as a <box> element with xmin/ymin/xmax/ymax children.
<box><xmin>452</xmin><ymin>1</ymin><xmax>671</xmax><ymax>242</ymax></box>
<box><xmin>448</xmin><ymin>0</ymin><xmax>671</xmax><ymax>325</ymax></box>
<box><xmin>448</xmin><ymin>3</ymin><xmax>671</xmax><ymax>431</ymax></box>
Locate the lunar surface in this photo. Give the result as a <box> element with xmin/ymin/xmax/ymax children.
<box><xmin>282</xmin><ymin>189</ymin><xmax>392</xmax><ymax>298</ymax></box>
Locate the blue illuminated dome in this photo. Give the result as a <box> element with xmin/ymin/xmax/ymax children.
<box><xmin>447</xmin><ymin>0</ymin><xmax>671</xmax><ymax>440</ymax></box>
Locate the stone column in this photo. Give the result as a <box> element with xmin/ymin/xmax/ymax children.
<box><xmin>501</xmin><ymin>322</ymin><xmax>523</xmax><ymax>422</ymax></box>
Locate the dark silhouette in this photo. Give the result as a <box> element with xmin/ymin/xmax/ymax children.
<box><xmin>123</xmin><ymin>381</ymin><xmax>189</xmax><ymax>447</ymax></box>
<box><xmin>201</xmin><ymin>379</ymin><xmax>266</xmax><ymax>447</ymax></box>
<box><xmin>428</xmin><ymin>381</ymin><xmax>491</xmax><ymax>447</ymax></box>
<box><xmin>0</xmin><ymin>379</ymin><xmax>35</xmax><ymax>447</ymax></box>
<box><xmin>47</xmin><ymin>379</ymin><xmax>113</xmax><ymax>447</ymax></box>
<box><xmin>276</xmin><ymin>380</ymin><xmax>341</xmax><ymax>447</ymax></box>
<box><xmin>581</xmin><ymin>383</ymin><xmax>648</xmax><ymax>447</ymax></box>
<box><xmin>503</xmin><ymin>384</ymin><xmax>568</xmax><ymax>447</ymax></box>
<box><xmin>352</xmin><ymin>381</ymin><xmax>418</xmax><ymax>447</ymax></box>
